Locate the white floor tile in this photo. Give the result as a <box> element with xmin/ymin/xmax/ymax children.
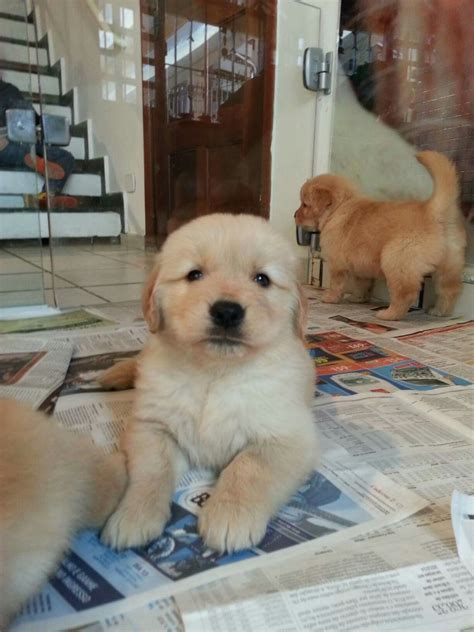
<box><xmin>0</xmin><ymin>289</ymin><xmax>44</xmax><ymax>308</ymax></box>
<box><xmin>49</xmin><ymin>254</ymin><xmax>133</xmax><ymax>272</ymax></box>
<box><xmin>0</xmin><ymin>259</ymin><xmax>42</xmax><ymax>273</ymax></box>
<box><xmin>0</xmin><ymin>272</ymin><xmax>74</xmax><ymax>292</ymax></box>
<box><xmin>61</xmin><ymin>266</ymin><xmax>147</xmax><ymax>286</ymax></box>
<box><xmin>45</xmin><ymin>288</ymin><xmax>107</xmax><ymax>307</ymax></box>
<box><xmin>98</xmin><ymin>252</ymin><xmax>158</xmax><ymax>268</ymax></box>
<box><xmin>86</xmin><ymin>283</ymin><xmax>143</xmax><ymax>302</ymax></box>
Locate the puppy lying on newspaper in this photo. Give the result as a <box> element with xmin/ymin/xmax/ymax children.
<box><xmin>100</xmin><ymin>213</ymin><xmax>318</xmax><ymax>553</ymax></box>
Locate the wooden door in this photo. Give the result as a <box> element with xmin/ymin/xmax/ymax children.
<box><xmin>141</xmin><ymin>0</ymin><xmax>276</xmax><ymax>240</ymax></box>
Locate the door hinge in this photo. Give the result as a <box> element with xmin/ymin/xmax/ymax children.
<box><xmin>303</xmin><ymin>48</ymin><xmax>332</xmax><ymax>95</ymax></box>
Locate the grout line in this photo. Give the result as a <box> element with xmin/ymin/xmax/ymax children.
<box><xmin>76</xmin><ymin>286</ymin><xmax>112</xmax><ymax>303</ymax></box>
<box><xmin>76</xmin><ymin>279</ymin><xmax>146</xmax><ymax>288</ymax></box>
<box><xmin>1</xmin><ymin>247</ymin><xmax>93</xmax><ymax>292</ymax></box>
<box><xmin>1</xmin><ymin>247</ymin><xmax>150</xmax><ymax>304</ymax></box>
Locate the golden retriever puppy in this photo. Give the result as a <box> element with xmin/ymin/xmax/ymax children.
<box><xmin>0</xmin><ymin>399</ymin><xmax>127</xmax><ymax>628</ymax></box>
<box><xmin>100</xmin><ymin>213</ymin><xmax>318</xmax><ymax>554</ymax></box>
<box><xmin>295</xmin><ymin>151</ymin><xmax>466</xmax><ymax>320</ymax></box>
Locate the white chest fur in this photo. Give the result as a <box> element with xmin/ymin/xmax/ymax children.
<box><xmin>134</xmin><ymin>337</ymin><xmax>313</xmax><ymax>470</ymax></box>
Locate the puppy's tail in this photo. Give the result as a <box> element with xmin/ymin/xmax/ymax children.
<box><xmin>99</xmin><ymin>357</ymin><xmax>138</xmax><ymax>390</ymax></box>
<box><xmin>417</xmin><ymin>150</ymin><xmax>459</xmax><ymax>222</ymax></box>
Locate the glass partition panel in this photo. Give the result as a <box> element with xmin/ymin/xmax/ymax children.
<box><xmin>0</xmin><ymin>0</ymin><xmax>46</xmax><ymax>310</ymax></box>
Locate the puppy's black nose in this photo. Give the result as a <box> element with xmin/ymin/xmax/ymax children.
<box><xmin>210</xmin><ymin>301</ymin><xmax>245</xmax><ymax>329</ymax></box>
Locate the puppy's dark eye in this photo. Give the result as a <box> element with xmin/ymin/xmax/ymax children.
<box><xmin>187</xmin><ymin>269</ymin><xmax>203</xmax><ymax>282</ymax></box>
<box><xmin>254</xmin><ymin>273</ymin><xmax>270</xmax><ymax>288</ymax></box>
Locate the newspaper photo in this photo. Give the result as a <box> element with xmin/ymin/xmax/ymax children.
<box><xmin>0</xmin><ymin>336</ymin><xmax>72</xmax><ymax>408</ymax></box>
<box><xmin>306</xmin><ymin>331</ymin><xmax>471</xmax><ymax>399</ymax></box>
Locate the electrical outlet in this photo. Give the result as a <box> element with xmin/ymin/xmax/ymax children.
<box><xmin>124</xmin><ymin>173</ymin><xmax>136</xmax><ymax>193</ymax></box>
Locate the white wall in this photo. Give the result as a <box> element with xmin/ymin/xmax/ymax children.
<box><xmin>35</xmin><ymin>0</ymin><xmax>146</xmax><ymax>235</ymax></box>
<box><xmin>269</xmin><ymin>0</ymin><xmax>340</xmax><ymax>280</ymax></box>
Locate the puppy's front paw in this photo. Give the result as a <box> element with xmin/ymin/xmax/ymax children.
<box><xmin>198</xmin><ymin>496</ymin><xmax>268</xmax><ymax>553</ymax></box>
<box><xmin>101</xmin><ymin>495</ymin><xmax>170</xmax><ymax>550</ymax></box>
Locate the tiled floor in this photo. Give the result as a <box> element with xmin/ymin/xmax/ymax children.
<box><xmin>0</xmin><ymin>236</ymin><xmax>158</xmax><ymax>308</ymax></box>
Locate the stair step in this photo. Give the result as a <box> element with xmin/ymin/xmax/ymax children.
<box><xmin>0</xmin><ymin>192</ymin><xmax>123</xmax><ymax>209</ymax></box>
<box><xmin>0</xmin><ymin>17</ymin><xmax>35</xmax><ymax>42</ymax></box>
<box><xmin>0</xmin><ymin>59</ymin><xmax>57</xmax><ymax>77</ymax></box>
<box><xmin>75</xmin><ymin>158</ymin><xmax>105</xmax><ymax>175</ymax></box>
<box><xmin>32</xmin><ymin>102</ymin><xmax>72</xmax><ymax>124</ymax></box>
<box><xmin>0</xmin><ymin>170</ymin><xmax>102</xmax><ymax>196</ymax></box>
<box><xmin>0</xmin><ymin>11</ymin><xmax>32</xmax><ymax>24</ymax></box>
<box><xmin>0</xmin><ymin>0</ymin><xmax>31</xmax><ymax>18</ymax></box>
<box><xmin>0</xmin><ymin>195</ymin><xmax>23</xmax><ymax>208</ymax></box>
<box><xmin>0</xmin><ymin>210</ymin><xmax>122</xmax><ymax>239</ymax></box>
<box><xmin>0</xmin><ymin>40</ymin><xmax>47</xmax><ymax>65</ymax></box>
<box><xmin>0</xmin><ymin>68</ymin><xmax>60</xmax><ymax>96</ymax></box>
<box><xmin>67</xmin><ymin>136</ymin><xmax>85</xmax><ymax>160</ymax></box>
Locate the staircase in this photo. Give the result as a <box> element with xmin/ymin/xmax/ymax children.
<box><xmin>0</xmin><ymin>3</ymin><xmax>124</xmax><ymax>240</ymax></box>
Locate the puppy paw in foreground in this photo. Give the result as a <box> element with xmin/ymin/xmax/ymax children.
<box><xmin>100</xmin><ymin>213</ymin><xmax>318</xmax><ymax>553</ymax></box>
<box><xmin>295</xmin><ymin>150</ymin><xmax>466</xmax><ymax>320</ymax></box>
<box><xmin>0</xmin><ymin>398</ymin><xmax>127</xmax><ymax>628</ymax></box>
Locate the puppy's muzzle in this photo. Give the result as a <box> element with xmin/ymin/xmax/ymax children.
<box><xmin>210</xmin><ymin>300</ymin><xmax>245</xmax><ymax>331</ymax></box>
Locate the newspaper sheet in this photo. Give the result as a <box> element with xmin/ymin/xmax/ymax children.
<box><xmin>6</xmin><ymin>288</ymin><xmax>473</xmax><ymax>631</ymax></box>
<box><xmin>87</xmin><ymin>302</ymin><xmax>144</xmax><ymax>327</ymax></box>
<box><xmin>32</xmin><ymin>326</ymin><xmax>147</xmax><ymax>415</ymax></box>
<box><xmin>303</xmin><ymin>286</ymin><xmax>472</xmax><ymax>338</ymax></box>
<box><xmin>11</xmin><ymin>450</ymin><xmax>425</xmax><ymax>631</ymax></box>
<box><xmin>47</xmin><ymin>325</ymin><xmax>148</xmax><ymax>359</ymax></box>
<box><xmin>0</xmin><ymin>336</ymin><xmax>72</xmax><ymax>408</ymax></box>
<box><xmin>93</xmin><ymin>497</ymin><xmax>471</xmax><ymax>631</ymax></box>
<box><xmin>393</xmin><ymin>321</ymin><xmax>474</xmax><ymax>381</ymax></box>
<box><xmin>178</xmin><ymin>557</ymin><xmax>473</xmax><ymax>632</ymax></box>
<box><xmin>360</xmin><ymin>332</ymin><xmax>474</xmax><ymax>382</ymax></box>
<box><xmin>0</xmin><ymin>309</ymin><xmax>116</xmax><ymax>335</ymax></box>
<box><xmin>173</xmin><ymin>388</ymin><xmax>474</xmax><ymax>632</ymax></box>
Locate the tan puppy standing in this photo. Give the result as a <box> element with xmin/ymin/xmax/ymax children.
<box><xmin>0</xmin><ymin>399</ymin><xmax>127</xmax><ymax>628</ymax></box>
<box><xmin>295</xmin><ymin>150</ymin><xmax>466</xmax><ymax>320</ymax></box>
<box><xmin>100</xmin><ymin>213</ymin><xmax>318</xmax><ymax>554</ymax></box>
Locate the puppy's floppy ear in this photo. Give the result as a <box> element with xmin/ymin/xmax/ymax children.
<box><xmin>293</xmin><ymin>282</ymin><xmax>308</xmax><ymax>341</ymax></box>
<box><xmin>309</xmin><ymin>186</ymin><xmax>333</xmax><ymax>212</ymax></box>
<box><xmin>142</xmin><ymin>258</ymin><xmax>162</xmax><ymax>333</ymax></box>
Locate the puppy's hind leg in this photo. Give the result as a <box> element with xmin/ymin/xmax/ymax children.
<box><xmin>347</xmin><ymin>277</ymin><xmax>373</xmax><ymax>303</ymax></box>
<box><xmin>428</xmin><ymin>257</ymin><xmax>463</xmax><ymax>317</ymax></box>
<box><xmin>99</xmin><ymin>357</ymin><xmax>138</xmax><ymax>390</ymax></box>
<box><xmin>377</xmin><ymin>256</ymin><xmax>422</xmax><ymax>320</ymax></box>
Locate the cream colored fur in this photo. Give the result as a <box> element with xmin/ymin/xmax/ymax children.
<box><xmin>0</xmin><ymin>399</ymin><xmax>127</xmax><ymax>628</ymax></box>
<box><xmin>100</xmin><ymin>213</ymin><xmax>318</xmax><ymax>553</ymax></box>
<box><xmin>295</xmin><ymin>150</ymin><xmax>466</xmax><ymax>320</ymax></box>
